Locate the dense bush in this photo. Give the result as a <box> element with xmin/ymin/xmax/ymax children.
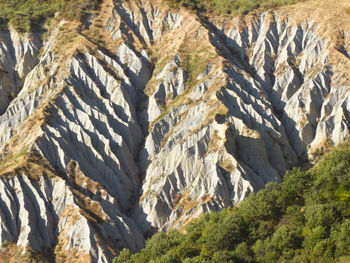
<box><xmin>114</xmin><ymin>142</ymin><xmax>350</xmax><ymax>262</ymax></box>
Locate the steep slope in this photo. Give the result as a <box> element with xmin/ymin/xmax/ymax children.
<box><xmin>114</xmin><ymin>141</ymin><xmax>350</xmax><ymax>263</ymax></box>
<box><xmin>0</xmin><ymin>0</ymin><xmax>348</xmax><ymax>261</ymax></box>
<box><xmin>131</xmin><ymin>0</ymin><xmax>350</xmax><ymax>233</ymax></box>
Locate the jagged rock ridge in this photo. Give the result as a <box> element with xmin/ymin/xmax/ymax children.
<box><xmin>0</xmin><ymin>0</ymin><xmax>349</xmax><ymax>261</ymax></box>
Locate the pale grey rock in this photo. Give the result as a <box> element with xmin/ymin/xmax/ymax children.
<box><xmin>0</xmin><ymin>31</ymin><xmax>41</xmax><ymax>115</ymax></box>
<box><xmin>134</xmin><ymin>10</ymin><xmax>350</xmax><ymax>233</ymax></box>
<box><xmin>0</xmin><ymin>171</ymin><xmax>143</xmax><ymax>261</ymax></box>
<box><xmin>0</xmin><ymin>2</ymin><xmax>348</xmax><ymax>262</ymax></box>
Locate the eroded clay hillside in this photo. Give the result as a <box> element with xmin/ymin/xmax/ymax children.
<box><xmin>0</xmin><ymin>0</ymin><xmax>349</xmax><ymax>261</ymax></box>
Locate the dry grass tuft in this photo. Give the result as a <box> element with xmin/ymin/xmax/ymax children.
<box><xmin>0</xmin><ymin>242</ymin><xmax>54</xmax><ymax>263</ymax></box>
<box><xmin>310</xmin><ymin>138</ymin><xmax>334</xmax><ymax>162</ymax></box>
<box><xmin>207</xmin><ymin>130</ymin><xmax>222</xmax><ymax>153</ymax></box>
<box><xmin>219</xmin><ymin>158</ymin><xmax>235</xmax><ymax>173</ymax></box>
<box><xmin>345</xmin><ymin>7</ymin><xmax>350</xmax><ymax>15</ymax></box>
<box><xmin>67</xmin><ymin>160</ymin><xmax>107</xmax><ymax>223</ymax></box>
<box><xmin>0</xmin><ymin>149</ymin><xmax>57</xmax><ymax>180</ymax></box>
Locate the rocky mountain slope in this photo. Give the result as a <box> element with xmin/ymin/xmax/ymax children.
<box><xmin>0</xmin><ymin>0</ymin><xmax>349</xmax><ymax>261</ymax></box>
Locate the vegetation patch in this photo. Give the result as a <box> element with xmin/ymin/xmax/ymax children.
<box><xmin>207</xmin><ymin>129</ymin><xmax>222</xmax><ymax>153</ymax></box>
<box><xmin>0</xmin><ymin>148</ymin><xmax>57</xmax><ymax>179</ymax></box>
<box><xmin>219</xmin><ymin>158</ymin><xmax>235</xmax><ymax>173</ymax></box>
<box><xmin>67</xmin><ymin>160</ymin><xmax>107</xmax><ymax>224</ymax></box>
<box><xmin>163</xmin><ymin>0</ymin><xmax>296</xmax><ymax>16</ymax></box>
<box><xmin>0</xmin><ymin>0</ymin><xmax>101</xmax><ymax>32</ymax></box>
<box><xmin>114</xmin><ymin>141</ymin><xmax>350</xmax><ymax>263</ymax></box>
<box><xmin>345</xmin><ymin>7</ymin><xmax>350</xmax><ymax>16</ymax></box>
<box><xmin>144</xmin><ymin>78</ymin><xmax>162</xmax><ymax>97</ymax></box>
<box><xmin>178</xmin><ymin>39</ymin><xmax>217</xmax><ymax>90</ymax></box>
<box><xmin>0</xmin><ymin>242</ymin><xmax>54</xmax><ymax>263</ymax></box>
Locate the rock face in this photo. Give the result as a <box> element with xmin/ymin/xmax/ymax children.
<box><xmin>0</xmin><ymin>0</ymin><xmax>349</xmax><ymax>261</ymax></box>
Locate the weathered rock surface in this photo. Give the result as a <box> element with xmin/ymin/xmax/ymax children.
<box><xmin>0</xmin><ymin>0</ymin><xmax>349</xmax><ymax>261</ymax></box>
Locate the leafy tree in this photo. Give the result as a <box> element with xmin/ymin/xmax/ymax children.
<box><xmin>212</xmin><ymin>250</ymin><xmax>235</xmax><ymax>263</ymax></box>
<box><xmin>113</xmin><ymin>248</ymin><xmax>132</xmax><ymax>263</ymax></box>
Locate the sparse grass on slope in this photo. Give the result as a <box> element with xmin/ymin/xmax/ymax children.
<box><xmin>0</xmin><ymin>0</ymin><xmax>301</xmax><ymax>32</ymax></box>
<box><xmin>345</xmin><ymin>7</ymin><xmax>350</xmax><ymax>16</ymax></box>
<box><xmin>114</xmin><ymin>141</ymin><xmax>350</xmax><ymax>263</ymax></box>
<box><xmin>0</xmin><ymin>148</ymin><xmax>57</xmax><ymax>179</ymax></box>
<box><xmin>0</xmin><ymin>0</ymin><xmax>101</xmax><ymax>32</ymax></box>
<box><xmin>164</xmin><ymin>0</ymin><xmax>297</xmax><ymax>16</ymax></box>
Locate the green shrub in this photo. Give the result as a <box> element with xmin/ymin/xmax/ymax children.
<box><xmin>212</xmin><ymin>250</ymin><xmax>235</xmax><ymax>263</ymax></box>
<box><xmin>113</xmin><ymin>248</ymin><xmax>132</xmax><ymax>263</ymax></box>
<box><xmin>332</xmin><ymin>219</ymin><xmax>350</xmax><ymax>257</ymax></box>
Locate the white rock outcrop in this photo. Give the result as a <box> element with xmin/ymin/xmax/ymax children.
<box><xmin>0</xmin><ymin>0</ymin><xmax>348</xmax><ymax>261</ymax></box>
